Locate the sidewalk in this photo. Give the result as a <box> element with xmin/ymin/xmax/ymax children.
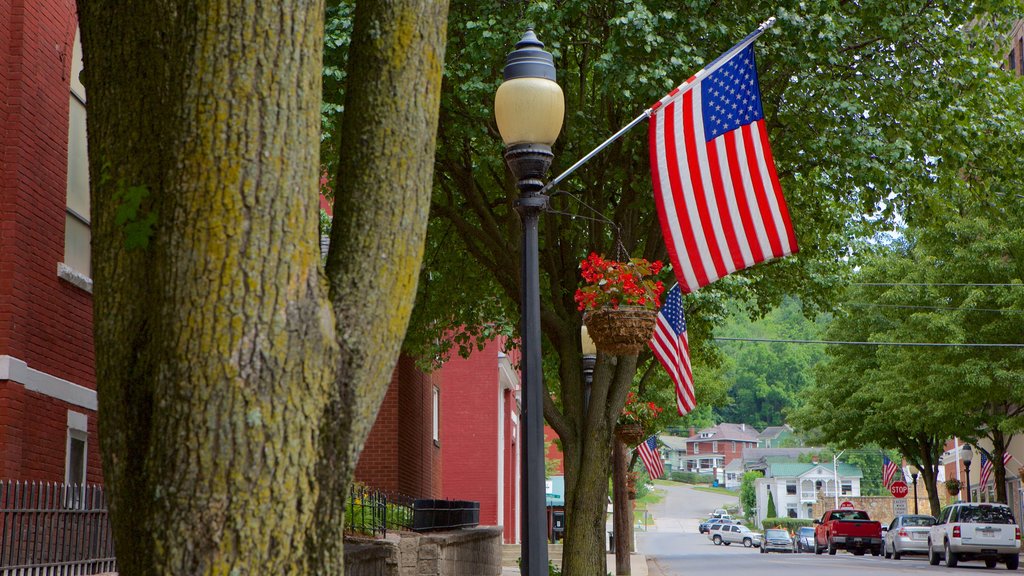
<box><xmin>500</xmin><ymin>553</ymin><xmax>649</xmax><ymax>575</ymax></box>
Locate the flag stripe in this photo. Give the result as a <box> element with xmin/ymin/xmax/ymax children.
<box><xmin>741</xmin><ymin>124</ymin><xmax>783</xmax><ymax>258</ymax></box>
<box><xmin>649</xmin><ymin>111</ymin><xmax>691</xmax><ymax>293</ymax></box>
<box><xmin>756</xmin><ymin>121</ymin><xmax>798</xmax><ymax>252</ymax></box>
<box><xmin>637</xmin><ymin>436</ymin><xmax>665</xmax><ymax>480</ymax></box>
<box><xmin>690</xmin><ymin>87</ymin><xmax>737</xmax><ymax>277</ymax></box>
<box><xmin>653</xmin><ymin>101</ymin><xmax>703</xmax><ymax>291</ymax></box>
<box><xmin>649</xmin><ymin>284</ymin><xmax>695</xmax><ymax>416</ymax></box>
<box><xmin>706</xmin><ymin>138</ymin><xmax>750</xmax><ymax>270</ymax></box>
<box><xmin>681</xmin><ymin>90</ymin><xmax>728</xmax><ymax>281</ymax></box>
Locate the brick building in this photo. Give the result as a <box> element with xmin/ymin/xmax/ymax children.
<box><xmin>0</xmin><ymin>0</ymin><xmax>101</xmax><ymax>485</ymax></box>
<box><xmin>355</xmin><ymin>338</ymin><xmax>522</xmax><ymax>544</ymax></box>
<box><xmin>680</xmin><ymin>423</ymin><xmax>759</xmax><ymax>480</ymax></box>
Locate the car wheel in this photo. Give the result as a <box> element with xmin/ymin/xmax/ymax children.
<box><xmin>945</xmin><ymin>540</ymin><xmax>959</xmax><ymax>568</ymax></box>
<box><xmin>1006</xmin><ymin>554</ymin><xmax>1020</xmax><ymax>570</ymax></box>
<box><xmin>761</xmin><ymin>545</ymin><xmax>766</xmax><ymax>554</ymax></box>
<box><xmin>724</xmin><ymin>541</ymin><xmax>731</xmax><ymax>546</ymax></box>
<box><xmin>871</xmin><ymin>546</ymin><xmax>881</xmax><ymax>557</ymax></box>
<box><xmin>884</xmin><ymin>542</ymin><xmax>892</xmax><ymax>559</ymax></box>
<box><xmin>929</xmin><ymin>540</ymin><xmax>940</xmax><ymax>565</ymax></box>
<box><xmin>986</xmin><ymin>559</ymin><xmax>998</xmax><ymax>569</ymax></box>
<box><xmin>713</xmin><ymin>535</ymin><xmax>722</xmax><ymax>545</ymax></box>
<box><xmin>814</xmin><ymin>540</ymin><xmax>822</xmax><ymax>555</ymax></box>
<box><xmin>893</xmin><ymin>547</ymin><xmax>902</xmax><ymax>561</ymax></box>
<box><xmin>743</xmin><ymin>538</ymin><xmax>752</xmax><ymax>548</ymax></box>
<box><xmin>828</xmin><ymin>539</ymin><xmax>837</xmax><ymax>555</ymax></box>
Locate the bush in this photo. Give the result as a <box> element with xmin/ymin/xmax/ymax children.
<box><xmin>669</xmin><ymin>471</ymin><xmax>715</xmax><ymax>484</ymax></box>
<box><xmin>761</xmin><ymin>517</ymin><xmax>814</xmax><ymax>532</ymax></box>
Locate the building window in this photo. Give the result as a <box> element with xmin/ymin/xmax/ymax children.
<box><xmin>842</xmin><ymin>482</ymin><xmax>852</xmax><ymax>495</ymax></box>
<box><xmin>712</xmin><ymin>441</ymin><xmax>718</xmax><ymax>453</ymax></box>
<box><xmin>65</xmin><ymin>29</ymin><xmax>91</xmax><ymax>278</ymax></box>
<box><xmin>786</xmin><ymin>482</ymin><xmax>797</xmax><ymax>495</ymax></box>
<box><xmin>65</xmin><ymin>411</ymin><xmax>88</xmax><ymax>507</ymax></box>
<box><xmin>432</xmin><ymin>385</ymin><xmax>440</xmax><ymax>445</ymax></box>
<box><xmin>693</xmin><ymin>443</ymin><xmax>700</xmax><ymax>455</ymax></box>
<box><xmin>786</xmin><ymin>504</ymin><xmax>798</xmax><ymax>518</ymax></box>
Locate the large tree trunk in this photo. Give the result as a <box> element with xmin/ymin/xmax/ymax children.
<box><xmin>77</xmin><ymin>1</ymin><xmax>447</xmax><ymax>574</ymax></box>
<box><xmin>313</xmin><ymin>1</ymin><xmax>448</xmax><ymax>573</ymax></box>
<box><xmin>561</xmin><ymin>354</ymin><xmax>637</xmax><ymax>576</ymax></box>
<box><xmin>612</xmin><ymin>439</ymin><xmax>631</xmax><ymax>575</ymax></box>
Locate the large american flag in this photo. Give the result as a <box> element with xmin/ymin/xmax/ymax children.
<box><xmin>649</xmin><ymin>284</ymin><xmax>695</xmax><ymax>415</ymax></box>
<box><xmin>882</xmin><ymin>455</ymin><xmax>898</xmax><ymax>487</ymax></box>
<box><xmin>649</xmin><ymin>39</ymin><xmax>797</xmax><ymax>294</ymax></box>
<box><xmin>637</xmin><ymin>436</ymin><xmax>665</xmax><ymax>480</ymax></box>
<box><xmin>979</xmin><ymin>452</ymin><xmax>1012</xmax><ymax>489</ymax></box>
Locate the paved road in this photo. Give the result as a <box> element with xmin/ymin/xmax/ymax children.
<box><xmin>638</xmin><ymin>483</ymin><xmax>1019</xmax><ymax>575</ymax></box>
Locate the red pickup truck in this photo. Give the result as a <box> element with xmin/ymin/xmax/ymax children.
<box><xmin>814</xmin><ymin>509</ymin><xmax>883</xmax><ymax>556</ymax></box>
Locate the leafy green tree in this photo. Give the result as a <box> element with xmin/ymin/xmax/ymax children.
<box><xmin>739</xmin><ymin>471</ymin><xmax>762</xmax><ymax>519</ymax></box>
<box><xmin>78</xmin><ymin>0</ymin><xmax>449</xmax><ymax>573</ymax></box>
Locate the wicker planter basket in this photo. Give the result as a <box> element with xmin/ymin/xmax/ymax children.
<box><xmin>615</xmin><ymin>423</ymin><xmax>645</xmax><ymax>446</ymax></box>
<box><xmin>584</xmin><ymin>307</ymin><xmax>658</xmax><ymax>355</ymax></box>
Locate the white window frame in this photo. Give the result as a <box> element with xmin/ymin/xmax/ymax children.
<box><xmin>432</xmin><ymin>385</ymin><xmax>440</xmax><ymax>445</ymax></box>
<box><xmin>712</xmin><ymin>441</ymin><xmax>718</xmax><ymax>453</ymax></box>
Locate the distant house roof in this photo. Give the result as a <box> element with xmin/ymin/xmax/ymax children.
<box><xmin>758</xmin><ymin>424</ymin><xmax>792</xmax><ymax>440</ymax></box>
<box><xmin>742</xmin><ymin>447</ymin><xmax>818</xmax><ymax>463</ymax></box>
<box><xmin>688</xmin><ymin>423</ymin><xmax>760</xmax><ymax>443</ymax></box>
<box><xmin>767</xmin><ymin>462</ymin><xmax>863</xmax><ymax>479</ymax></box>
<box><xmin>660</xmin><ymin>435</ymin><xmax>689</xmax><ymax>451</ymax></box>
<box><xmin>725</xmin><ymin>458</ymin><xmax>745</xmax><ymax>472</ymax></box>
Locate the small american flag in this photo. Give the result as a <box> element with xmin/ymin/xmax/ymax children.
<box><xmin>649</xmin><ymin>36</ymin><xmax>797</xmax><ymax>294</ymax></box>
<box><xmin>637</xmin><ymin>436</ymin><xmax>665</xmax><ymax>480</ymax></box>
<box><xmin>979</xmin><ymin>452</ymin><xmax>1011</xmax><ymax>488</ymax></box>
<box><xmin>882</xmin><ymin>455</ymin><xmax>898</xmax><ymax>488</ymax></box>
<box><xmin>649</xmin><ymin>284</ymin><xmax>695</xmax><ymax>415</ymax></box>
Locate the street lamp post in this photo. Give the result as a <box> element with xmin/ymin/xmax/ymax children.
<box><xmin>495</xmin><ymin>29</ymin><xmax>565</xmax><ymax>576</ymax></box>
<box><xmin>909</xmin><ymin>465</ymin><xmax>919</xmax><ymax>514</ymax></box>
<box><xmin>962</xmin><ymin>445</ymin><xmax>974</xmax><ymax>503</ymax></box>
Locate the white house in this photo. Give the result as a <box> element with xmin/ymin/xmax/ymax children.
<box><xmin>659</xmin><ymin>435</ymin><xmax>689</xmax><ymax>475</ymax></box>
<box><xmin>753</xmin><ymin>461</ymin><xmax>863</xmax><ymax>524</ymax></box>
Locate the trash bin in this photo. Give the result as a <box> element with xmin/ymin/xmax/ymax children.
<box><xmin>713</xmin><ymin>479</ymin><xmax>719</xmax><ymax>487</ymax></box>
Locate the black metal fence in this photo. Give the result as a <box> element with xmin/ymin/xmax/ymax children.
<box><xmin>345</xmin><ymin>484</ymin><xmax>415</xmax><ymax>538</ymax></box>
<box><xmin>0</xmin><ymin>481</ymin><xmax>116</xmax><ymax>575</ymax></box>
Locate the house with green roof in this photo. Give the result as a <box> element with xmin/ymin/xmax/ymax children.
<box><xmin>753</xmin><ymin>460</ymin><xmax>863</xmax><ymax>523</ymax></box>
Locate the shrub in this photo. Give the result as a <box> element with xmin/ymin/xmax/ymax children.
<box><xmin>761</xmin><ymin>517</ymin><xmax>814</xmax><ymax>532</ymax></box>
<box><xmin>669</xmin><ymin>471</ymin><xmax>714</xmax><ymax>484</ymax></box>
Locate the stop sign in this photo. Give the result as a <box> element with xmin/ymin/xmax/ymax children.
<box><xmin>890</xmin><ymin>480</ymin><xmax>909</xmax><ymax>498</ymax></box>
<box><xmin>839</xmin><ymin>501</ymin><xmax>856</xmax><ymax>509</ymax></box>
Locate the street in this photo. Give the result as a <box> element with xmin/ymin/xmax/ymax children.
<box><xmin>638</xmin><ymin>483</ymin><xmax>1019</xmax><ymax>575</ymax></box>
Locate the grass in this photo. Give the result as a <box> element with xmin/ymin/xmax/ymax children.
<box><xmin>692</xmin><ymin>485</ymin><xmax>738</xmax><ymax>497</ymax></box>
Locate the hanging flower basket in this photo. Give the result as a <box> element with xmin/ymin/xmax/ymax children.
<box><xmin>945</xmin><ymin>478</ymin><xmax>961</xmax><ymax>496</ymax></box>
<box><xmin>615</xmin><ymin>422</ymin><xmax>646</xmax><ymax>446</ymax></box>
<box><xmin>584</xmin><ymin>307</ymin><xmax>659</xmax><ymax>355</ymax></box>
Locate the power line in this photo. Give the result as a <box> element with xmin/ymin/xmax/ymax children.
<box><xmin>853</xmin><ymin>282</ymin><xmax>1024</xmax><ymax>287</ymax></box>
<box><xmin>714</xmin><ymin>337</ymin><xmax>1024</xmax><ymax>348</ymax></box>
<box><xmin>844</xmin><ymin>302</ymin><xmax>1024</xmax><ymax>314</ymax></box>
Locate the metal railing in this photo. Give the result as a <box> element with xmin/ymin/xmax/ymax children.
<box><xmin>345</xmin><ymin>484</ymin><xmax>415</xmax><ymax>538</ymax></box>
<box><xmin>0</xmin><ymin>481</ymin><xmax>115</xmax><ymax>575</ymax></box>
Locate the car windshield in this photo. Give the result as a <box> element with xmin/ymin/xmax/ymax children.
<box><xmin>958</xmin><ymin>506</ymin><xmax>1016</xmax><ymax>524</ymax></box>
<box><xmin>765</xmin><ymin>529</ymin><xmax>788</xmax><ymax>539</ymax></box>
<box><xmin>904</xmin><ymin>515</ymin><xmax>935</xmax><ymax>527</ymax></box>
<box><xmin>798</xmin><ymin>527</ymin><xmax>814</xmax><ymax>536</ymax></box>
<box><xmin>832</xmin><ymin>510</ymin><xmax>869</xmax><ymax>521</ymax></box>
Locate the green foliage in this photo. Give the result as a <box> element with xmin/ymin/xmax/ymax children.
<box><xmin>669</xmin><ymin>471</ymin><xmax>714</xmax><ymax>484</ymax></box>
<box><xmin>113</xmin><ymin>182</ymin><xmax>157</xmax><ymax>251</ymax></box>
<box><xmin>740</xmin><ymin>471</ymin><xmax>762</xmax><ymax>518</ymax></box>
<box><xmin>761</xmin><ymin>517</ymin><xmax>813</xmax><ymax>531</ymax></box>
<box><xmin>715</xmin><ymin>297</ymin><xmax>829</xmax><ymax>429</ymax></box>
<box><xmin>766</xmin><ymin>490</ymin><xmax>777</xmax><ymax>519</ymax></box>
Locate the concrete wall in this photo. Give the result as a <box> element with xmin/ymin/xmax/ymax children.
<box><xmin>345</xmin><ymin>527</ymin><xmax>502</xmax><ymax>576</ymax></box>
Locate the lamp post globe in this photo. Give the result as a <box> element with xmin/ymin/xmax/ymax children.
<box><xmin>496</xmin><ymin>29</ymin><xmax>564</xmax><ymax>576</ymax></box>
<box><xmin>962</xmin><ymin>445</ymin><xmax>974</xmax><ymax>503</ymax></box>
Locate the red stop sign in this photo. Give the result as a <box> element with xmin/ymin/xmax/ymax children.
<box><xmin>890</xmin><ymin>480</ymin><xmax>909</xmax><ymax>498</ymax></box>
<box><xmin>839</xmin><ymin>501</ymin><xmax>856</xmax><ymax>509</ymax></box>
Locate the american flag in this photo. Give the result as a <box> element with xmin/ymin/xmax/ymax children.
<box><xmin>979</xmin><ymin>452</ymin><xmax>1012</xmax><ymax>488</ymax></box>
<box><xmin>649</xmin><ymin>284</ymin><xmax>695</xmax><ymax>415</ymax></box>
<box><xmin>649</xmin><ymin>38</ymin><xmax>797</xmax><ymax>294</ymax></box>
<box><xmin>882</xmin><ymin>455</ymin><xmax>898</xmax><ymax>488</ymax></box>
<box><xmin>637</xmin><ymin>435</ymin><xmax>665</xmax><ymax>480</ymax></box>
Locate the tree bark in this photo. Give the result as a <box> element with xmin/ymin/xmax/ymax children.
<box><xmin>77</xmin><ymin>1</ymin><xmax>447</xmax><ymax>574</ymax></box>
<box><xmin>612</xmin><ymin>439</ymin><xmax>630</xmax><ymax>575</ymax></box>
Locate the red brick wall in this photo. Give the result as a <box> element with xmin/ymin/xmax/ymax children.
<box><xmin>544</xmin><ymin>426</ymin><xmax>563</xmax><ymax>475</ymax></box>
<box><xmin>0</xmin><ymin>0</ymin><xmax>100</xmax><ymax>484</ymax></box>
<box><xmin>440</xmin><ymin>339</ymin><xmax>510</xmax><ymax>529</ymax></box>
<box><xmin>355</xmin><ymin>355</ymin><xmax>442</xmax><ymax>498</ymax></box>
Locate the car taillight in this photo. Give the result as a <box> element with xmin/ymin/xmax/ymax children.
<box><xmin>1016</xmin><ymin>526</ymin><xmax>1020</xmax><ymax>541</ymax></box>
<box><xmin>898</xmin><ymin>529</ymin><xmax>908</xmax><ymax>537</ymax></box>
<box><xmin>952</xmin><ymin>525</ymin><xmax>961</xmax><ymax>538</ymax></box>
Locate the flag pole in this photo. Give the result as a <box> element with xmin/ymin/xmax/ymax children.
<box><xmin>539</xmin><ymin>16</ymin><xmax>776</xmax><ymax>195</ymax></box>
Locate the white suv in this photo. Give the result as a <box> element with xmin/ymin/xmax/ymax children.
<box><xmin>928</xmin><ymin>502</ymin><xmax>1021</xmax><ymax>570</ymax></box>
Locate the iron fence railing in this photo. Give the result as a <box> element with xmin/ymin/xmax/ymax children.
<box><xmin>0</xmin><ymin>481</ymin><xmax>115</xmax><ymax>575</ymax></box>
<box><xmin>345</xmin><ymin>484</ymin><xmax>415</xmax><ymax>538</ymax></box>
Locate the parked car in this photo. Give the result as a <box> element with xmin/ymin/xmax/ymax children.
<box><xmin>699</xmin><ymin>517</ymin><xmax>738</xmax><ymax>534</ymax></box>
<box><xmin>884</xmin><ymin>514</ymin><xmax>936</xmax><ymax>559</ymax></box>
<box><xmin>711</xmin><ymin>508</ymin><xmax>730</xmax><ymax>518</ymax></box>
<box><xmin>793</xmin><ymin>526</ymin><xmax>815</xmax><ymax>553</ymax></box>
<box><xmin>927</xmin><ymin>502</ymin><xmax>1021</xmax><ymax>570</ymax></box>
<box><xmin>814</xmin><ymin>508</ymin><xmax>883</xmax><ymax>556</ymax></box>
<box><xmin>761</xmin><ymin>528</ymin><xmax>794</xmax><ymax>553</ymax></box>
<box><xmin>710</xmin><ymin>524</ymin><xmax>762</xmax><ymax>548</ymax></box>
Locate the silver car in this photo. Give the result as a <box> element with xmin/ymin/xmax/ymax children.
<box><xmin>760</xmin><ymin>528</ymin><xmax>794</xmax><ymax>553</ymax></box>
<box><xmin>884</xmin><ymin>514</ymin><xmax>935</xmax><ymax>559</ymax></box>
<box><xmin>710</xmin><ymin>523</ymin><xmax>762</xmax><ymax>548</ymax></box>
